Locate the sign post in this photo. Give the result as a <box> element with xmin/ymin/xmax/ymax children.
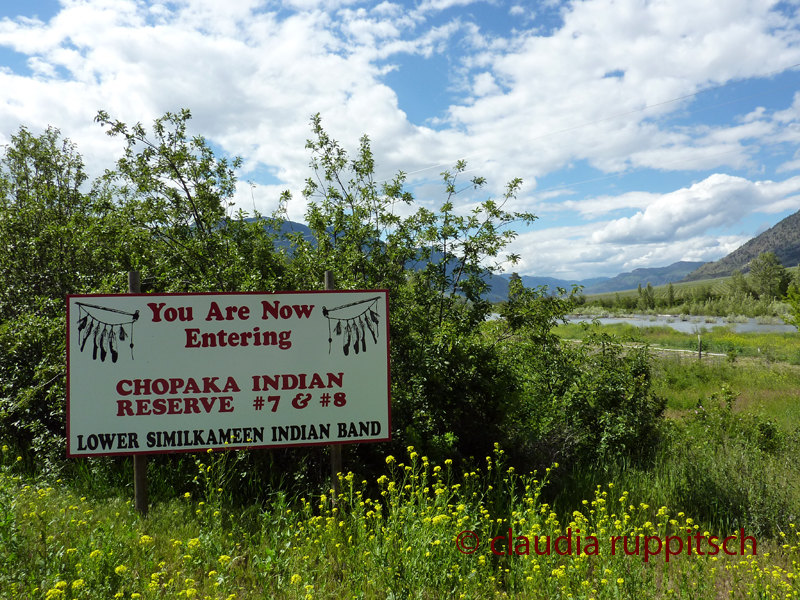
<box><xmin>325</xmin><ymin>271</ymin><xmax>343</xmax><ymax>502</ymax></box>
<box><xmin>66</xmin><ymin>289</ymin><xmax>391</xmax><ymax>463</ymax></box>
<box><xmin>129</xmin><ymin>271</ymin><xmax>148</xmax><ymax>516</ymax></box>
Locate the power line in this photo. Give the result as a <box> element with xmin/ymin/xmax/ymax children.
<box><xmin>396</xmin><ymin>128</ymin><xmax>800</xmax><ymax>197</ymax></box>
<box><xmin>377</xmin><ymin>61</ymin><xmax>800</xmax><ymax>184</ymax></box>
<box><xmin>531</xmin><ymin>133</ymin><xmax>800</xmax><ymax>197</ymax></box>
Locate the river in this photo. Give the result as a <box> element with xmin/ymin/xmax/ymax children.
<box><xmin>566</xmin><ymin>314</ymin><xmax>797</xmax><ymax>334</ymax></box>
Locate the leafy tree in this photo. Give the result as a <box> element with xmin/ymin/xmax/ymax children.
<box><xmin>0</xmin><ymin>126</ymin><xmax>123</xmax><ymax>319</ymax></box>
<box><xmin>730</xmin><ymin>269</ymin><xmax>752</xmax><ymax>299</ymax></box>
<box><xmin>691</xmin><ymin>283</ymin><xmax>714</xmax><ymax>304</ymax></box>
<box><xmin>645</xmin><ymin>282</ymin><xmax>655</xmax><ymax>310</ymax></box>
<box><xmin>635</xmin><ymin>282</ymin><xmax>655</xmax><ymax>311</ymax></box>
<box><xmin>747</xmin><ymin>252</ymin><xmax>790</xmax><ymax>300</ymax></box>
<box><xmin>508</xmin><ymin>272</ymin><xmax>522</xmax><ymax>301</ymax></box>
<box><xmin>283</xmin><ymin>114</ymin><xmax>536</xmax><ymax>460</ymax></box>
<box><xmin>786</xmin><ymin>265</ymin><xmax>800</xmax><ymax>329</ymax></box>
<box><xmin>666</xmin><ymin>282</ymin><xmax>675</xmax><ymax>307</ymax></box>
<box><xmin>95</xmin><ymin>109</ymin><xmax>285</xmax><ymax>293</ymax></box>
<box><xmin>786</xmin><ymin>284</ymin><xmax>800</xmax><ymax>329</ymax></box>
<box><xmin>0</xmin><ymin>126</ymin><xmax>131</xmax><ymax>460</ymax></box>
<box><xmin>286</xmin><ymin>115</ymin><xmax>664</xmax><ymax>469</ymax></box>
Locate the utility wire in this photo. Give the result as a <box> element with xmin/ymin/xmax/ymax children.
<box><xmin>376</xmin><ymin>61</ymin><xmax>800</xmax><ymax>184</ymax></box>
<box><xmin>392</xmin><ymin>86</ymin><xmax>800</xmax><ymax>193</ymax></box>
<box><xmin>532</xmin><ymin>133</ymin><xmax>800</xmax><ymax>196</ymax></box>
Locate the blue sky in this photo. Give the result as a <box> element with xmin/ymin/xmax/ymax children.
<box><xmin>3</xmin><ymin>0</ymin><xmax>800</xmax><ymax>279</ymax></box>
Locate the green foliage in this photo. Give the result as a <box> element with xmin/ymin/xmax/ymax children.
<box><xmin>95</xmin><ymin>109</ymin><xmax>285</xmax><ymax>293</ymax></box>
<box><xmin>282</xmin><ymin>114</ymin><xmax>540</xmax><ymax>462</ymax></box>
<box><xmin>562</xmin><ymin>333</ymin><xmax>665</xmax><ymax>465</ymax></box>
<box><xmin>730</xmin><ymin>269</ymin><xmax>752</xmax><ymax>299</ymax></box>
<box><xmin>0</xmin><ymin>127</ymin><xmax>131</xmax><ymax>462</ymax></box>
<box><xmin>747</xmin><ymin>251</ymin><xmax>791</xmax><ymax>300</ymax></box>
<box><xmin>496</xmin><ymin>283</ymin><xmax>665</xmax><ymax>471</ymax></box>
<box><xmin>786</xmin><ymin>283</ymin><xmax>800</xmax><ymax>329</ymax></box>
<box><xmin>0</xmin><ymin>126</ymin><xmax>122</xmax><ymax>320</ymax></box>
<box><xmin>0</xmin><ymin>309</ymin><xmax>66</xmax><ymax>467</ymax></box>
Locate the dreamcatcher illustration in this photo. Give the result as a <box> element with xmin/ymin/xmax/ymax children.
<box><xmin>322</xmin><ymin>297</ymin><xmax>381</xmax><ymax>357</ymax></box>
<box><xmin>75</xmin><ymin>302</ymin><xmax>140</xmax><ymax>363</ymax></box>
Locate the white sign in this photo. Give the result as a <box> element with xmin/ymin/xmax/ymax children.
<box><xmin>67</xmin><ymin>291</ymin><xmax>391</xmax><ymax>456</ymax></box>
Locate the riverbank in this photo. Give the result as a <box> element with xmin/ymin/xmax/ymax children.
<box><xmin>555</xmin><ymin>321</ymin><xmax>800</xmax><ymax>363</ymax></box>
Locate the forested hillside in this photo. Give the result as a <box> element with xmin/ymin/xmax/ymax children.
<box><xmin>684</xmin><ymin>210</ymin><xmax>800</xmax><ymax>281</ymax></box>
<box><xmin>583</xmin><ymin>261</ymin><xmax>706</xmax><ymax>294</ymax></box>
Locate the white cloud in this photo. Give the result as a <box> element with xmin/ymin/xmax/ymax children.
<box><xmin>503</xmin><ymin>173</ymin><xmax>800</xmax><ymax>279</ymax></box>
<box><xmin>589</xmin><ymin>174</ymin><xmax>800</xmax><ymax>244</ymax></box>
<box><xmin>2</xmin><ymin>0</ymin><xmax>800</xmax><ymax>278</ymax></box>
<box><xmin>415</xmin><ymin>0</ymin><xmax>485</xmax><ymax>14</ymax></box>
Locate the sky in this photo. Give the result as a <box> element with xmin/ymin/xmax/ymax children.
<box><xmin>2</xmin><ymin>0</ymin><xmax>800</xmax><ymax>280</ymax></box>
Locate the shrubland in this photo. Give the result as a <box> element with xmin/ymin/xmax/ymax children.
<box><xmin>580</xmin><ymin>260</ymin><xmax>800</xmax><ymax>319</ymax></box>
<box><xmin>0</xmin><ymin>111</ymin><xmax>798</xmax><ymax>597</ymax></box>
<box><xmin>0</xmin><ymin>110</ymin><xmax>664</xmax><ymax>485</ymax></box>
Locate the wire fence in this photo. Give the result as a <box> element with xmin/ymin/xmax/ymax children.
<box><xmin>562</xmin><ymin>338</ymin><xmax>729</xmax><ymax>365</ymax></box>
<box><xmin>649</xmin><ymin>346</ymin><xmax>728</xmax><ymax>366</ymax></box>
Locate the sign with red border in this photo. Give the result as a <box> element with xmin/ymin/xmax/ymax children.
<box><xmin>66</xmin><ymin>290</ymin><xmax>391</xmax><ymax>457</ymax></box>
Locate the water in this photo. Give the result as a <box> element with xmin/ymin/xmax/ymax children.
<box><xmin>566</xmin><ymin>315</ymin><xmax>797</xmax><ymax>334</ymax></box>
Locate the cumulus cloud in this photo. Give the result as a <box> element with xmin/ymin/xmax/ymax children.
<box><xmin>503</xmin><ymin>173</ymin><xmax>800</xmax><ymax>279</ymax></box>
<box><xmin>2</xmin><ymin>0</ymin><xmax>800</xmax><ymax>276</ymax></box>
<box><xmin>589</xmin><ymin>174</ymin><xmax>800</xmax><ymax>244</ymax></box>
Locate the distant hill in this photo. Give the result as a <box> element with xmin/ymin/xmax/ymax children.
<box><xmin>683</xmin><ymin>210</ymin><xmax>800</xmax><ymax>281</ymax></box>
<box><xmin>581</xmin><ymin>261</ymin><xmax>706</xmax><ymax>294</ymax></box>
<box><xmin>251</xmin><ymin>219</ymin><xmax>706</xmax><ymax>302</ymax></box>
<box><xmin>518</xmin><ymin>275</ymin><xmax>609</xmax><ymax>291</ymax></box>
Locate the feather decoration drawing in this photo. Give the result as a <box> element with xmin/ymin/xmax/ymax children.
<box><xmin>75</xmin><ymin>302</ymin><xmax>139</xmax><ymax>363</ymax></box>
<box><xmin>322</xmin><ymin>296</ymin><xmax>382</xmax><ymax>357</ymax></box>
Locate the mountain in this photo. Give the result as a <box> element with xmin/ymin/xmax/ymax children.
<box><xmin>251</xmin><ymin>218</ymin><xmax>514</xmax><ymax>301</ymax></box>
<box><xmin>250</xmin><ymin>218</ymin><xmax>699</xmax><ymax>301</ymax></box>
<box><xmin>683</xmin><ymin>210</ymin><xmax>800</xmax><ymax>281</ymax></box>
<box><xmin>518</xmin><ymin>275</ymin><xmax>607</xmax><ymax>291</ymax></box>
<box><xmin>580</xmin><ymin>261</ymin><xmax>706</xmax><ymax>294</ymax></box>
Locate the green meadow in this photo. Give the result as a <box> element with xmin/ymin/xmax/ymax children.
<box><xmin>3</xmin><ymin>114</ymin><xmax>800</xmax><ymax>599</ymax></box>
<box><xmin>2</xmin><ymin>324</ymin><xmax>800</xmax><ymax>599</ymax></box>
<box><xmin>1</xmin><ymin>444</ymin><xmax>798</xmax><ymax>599</ymax></box>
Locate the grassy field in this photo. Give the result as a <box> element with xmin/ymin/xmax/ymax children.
<box><xmin>1</xmin><ymin>447</ymin><xmax>798</xmax><ymax>599</ymax></box>
<box><xmin>554</xmin><ymin>321</ymin><xmax>800</xmax><ymax>363</ymax></box>
<box><xmin>554</xmin><ymin>321</ymin><xmax>800</xmax><ymax>426</ymax></box>
<box><xmin>584</xmin><ymin>275</ymin><xmax>736</xmax><ymax>303</ymax></box>
<box><xmin>2</xmin><ymin>326</ymin><xmax>800</xmax><ymax>599</ymax></box>
<box><xmin>582</xmin><ymin>265</ymin><xmax>800</xmax><ymax>304</ymax></box>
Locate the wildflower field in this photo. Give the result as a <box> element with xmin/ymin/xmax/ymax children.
<box><xmin>1</xmin><ymin>445</ymin><xmax>798</xmax><ymax>600</ymax></box>
<box><xmin>2</xmin><ymin>118</ymin><xmax>800</xmax><ymax>599</ymax></box>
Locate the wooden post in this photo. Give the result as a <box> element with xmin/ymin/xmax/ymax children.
<box><xmin>129</xmin><ymin>271</ymin><xmax>148</xmax><ymax>517</ymax></box>
<box><xmin>326</xmin><ymin>270</ymin><xmax>342</xmax><ymax>503</ymax></box>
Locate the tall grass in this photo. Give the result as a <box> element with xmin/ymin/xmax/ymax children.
<box><xmin>1</xmin><ymin>446</ymin><xmax>798</xmax><ymax>599</ymax></box>
<box><xmin>562</xmin><ymin>393</ymin><xmax>800</xmax><ymax>539</ymax></box>
<box><xmin>555</xmin><ymin>322</ymin><xmax>800</xmax><ymax>364</ymax></box>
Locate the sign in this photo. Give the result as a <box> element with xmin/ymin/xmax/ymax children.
<box><xmin>66</xmin><ymin>291</ymin><xmax>391</xmax><ymax>456</ymax></box>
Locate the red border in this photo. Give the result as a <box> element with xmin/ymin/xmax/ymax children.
<box><xmin>66</xmin><ymin>289</ymin><xmax>392</xmax><ymax>458</ymax></box>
